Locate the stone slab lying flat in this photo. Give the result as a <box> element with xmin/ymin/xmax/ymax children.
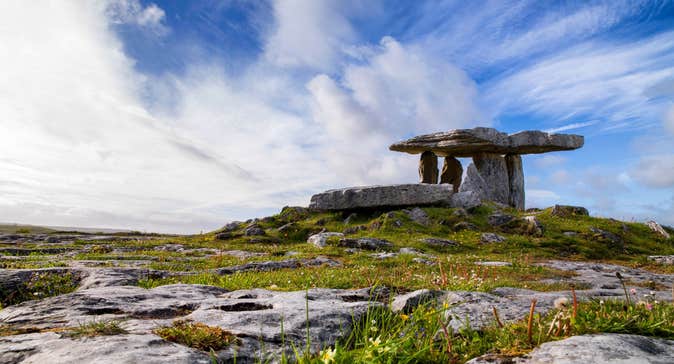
<box><xmin>389</xmin><ymin>127</ymin><xmax>583</xmax><ymax>157</ymax></box>
<box><xmin>309</xmin><ymin>184</ymin><xmax>453</xmax><ymax>211</ymax></box>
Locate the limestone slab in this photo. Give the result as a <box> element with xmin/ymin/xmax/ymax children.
<box><xmin>308</xmin><ymin>184</ymin><xmax>453</xmax><ymax>211</ymax></box>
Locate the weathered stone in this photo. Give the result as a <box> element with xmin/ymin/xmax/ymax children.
<box><xmin>244</xmin><ymin>225</ymin><xmax>266</xmax><ymax>236</ymax></box>
<box><xmin>391</xmin><ymin>289</ymin><xmax>445</xmax><ymax>313</ymax></box>
<box><xmin>309</xmin><ymin>184</ymin><xmax>453</xmax><ymax>211</ymax></box>
<box><xmin>551</xmin><ymin>204</ymin><xmax>589</xmax><ymax>217</ymax></box>
<box><xmin>481</xmin><ymin>233</ymin><xmax>506</xmax><ymax>243</ymax></box>
<box><xmin>453</xmin><ymin>221</ymin><xmax>479</xmax><ymax>231</ymax></box>
<box><xmin>342</xmin><ymin>225</ymin><xmax>366</xmax><ymax>235</ymax></box>
<box><xmin>648</xmin><ymin>255</ymin><xmax>674</xmax><ymax>265</ymax></box>
<box><xmin>467</xmin><ymin>334</ymin><xmax>674</xmax><ymax>364</ymax></box>
<box><xmin>505</xmin><ymin>154</ymin><xmax>525</xmax><ymax>210</ymax></box>
<box><xmin>215</xmin><ymin>232</ymin><xmax>233</xmax><ymax>240</ymax></box>
<box><xmin>421</xmin><ymin>238</ymin><xmax>460</xmax><ymax>247</ymax></box>
<box><xmin>440</xmin><ymin>156</ymin><xmax>463</xmax><ymax>192</ymax></box>
<box><xmin>214</xmin><ymin>257</ymin><xmax>340</xmax><ymax>275</ymax></box>
<box><xmin>307</xmin><ymin>232</ymin><xmax>344</xmax><ymax>248</ymax></box>
<box><xmin>450</xmin><ymin>190</ymin><xmax>482</xmax><ymax>209</ymax></box>
<box><xmin>646</xmin><ymin>220</ymin><xmax>671</xmax><ymax>239</ymax></box>
<box><xmin>488</xmin><ymin>213</ymin><xmax>515</xmax><ymax>227</ymax></box>
<box><xmin>389</xmin><ymin>127</ymin><xmax>584</xmax><ymax>156</ymax></box>
<box><xmin>405</xmin><ymin>207</ymin><xmax>429</xmax><ymax>225</ymax></box>
<box><xmin>522</xmin><ymin>216</ymin><xmax>544</xmax><ymax>236</ymax></box>
<box><xmin>589</xmin><ymin>227</ymin><xmax>623</xmax><ymax>248</ymax></box>
<box><xmin>475</xmin><ymin>261</ymin><xmax>512</xmax><ymax>267</ymax></box>
<box><xmin>459</xmin><ymin>163</ymin><xmax>487</xmax><ymax>200</ymax></box>
<box><xmin>473</xmin><ymin>153</ymin><xmax>510</xmax><ymax>204</ymax></box>
<box><xmin>419</xmin><ymin>151</ymin><xmax>438</xmax><ymax>183</ymax></box>
<box><xmin>338</xmin><ymin>238</ymin><xmax>393</xmax><ymax>250</ymax></box>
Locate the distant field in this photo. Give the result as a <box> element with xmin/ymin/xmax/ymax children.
<box><xmin>0</xmin><ymin>223</ymin><xmax>133</xmax><ymax>234</ymax></box>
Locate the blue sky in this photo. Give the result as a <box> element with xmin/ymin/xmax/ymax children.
<box><xmin>1</xmin><ymin>0</ymin><xmax>674</xmax><ymax>233</ymax></box>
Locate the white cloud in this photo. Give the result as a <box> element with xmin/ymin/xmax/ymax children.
<box><xmin>264</xmin><ymin>0</ymin><xmax>357</xmax><ymax>71</ymax></box>
<box><xmin>531</xmin><ymin>155</ymin><xmax>567</xmax><ymax>169</ymax></box>
<box><xmin>631</xmin><ymin>154</ymin><xmax>674</xmax><ymax>188</ymax></box>
<box><xmin>106</xmin><ymin>0</ymin><xmax>168</xmax><ymax>35</ymax></box>
<box><xmin>526</xmin><ymin>189</ymin><xmax>560</xmax><ymax>208</ymax></box>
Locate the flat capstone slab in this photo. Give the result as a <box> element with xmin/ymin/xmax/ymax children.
<box><xmin>389</xmin><ymin>127</ymin><xmax>583</xmax><ymax>157</ymax></box>
<box><xmin>309</xmin><ymin>184</ymin><xmax>453</xmax><ymax>211</ymax></box>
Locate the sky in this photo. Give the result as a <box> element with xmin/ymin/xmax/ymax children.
<box><xmin>1</xmin><ymin>0</ymin><xmax>674</xmax><ymax>233</ymax></box>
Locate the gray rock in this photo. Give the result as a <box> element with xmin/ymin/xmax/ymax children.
<box><xmin>343</xmin><ymin>212</ymin><xmax>358</xmax><ymax>225</ymax></box>
<box><xmin>405</xmin><ymin>207</ymin><xmax>430</xmax><ymax>225</ymax></box>
<box><xmin>551</xmin><ymin>204</ymin><xmax>589</xmax><ymax>217</ymax></box>
<box><xmin>338</xmin><ymin>238</ymin><xmax>393</xmax><ymax>250</ymax></box>
<box><xmin>342</xmin><ymin>225</ymin><xmax>366</xmax><ymax>235</ymax></box>
<box><xmin>370</xmin><ymin>252</ymin><xmax>398</xmax><ymax>259</ymax></box>
<box><xmin>276</xmin><ymin>222</ymin><xmax>296</xmax><ymax>233</ymax></box>
<box><xmin>646</xmin><ymin>220</ymin><xmax>671</xmax><ymax>239</ymax></box>
<box><xmin>215</xmin><ymin>257</ymin><xmax>340</xmax><ymax>275</ymax></box>
<box><xmin>221</xmin><ymin>221</ymin><xmax>241</xmax><ymax>232</ymax></box>
<box><xmin>648</xmin><ymin>255</ymin><xmax>674</xmax><ymax>265</ymax></box>
<box><xmin>307</xmin><ymin>232</ymin><xmax>344</xmax><ymax>248</ymax></box>
<box><xmin>459</xmin><ymin>163</ymin><xmax>488</xmax><ymax>200</ymax></box>
<box><xmin>44</xmin><ymin>236</ymin><xmax>61</xmax><ymax>244</ymax></box>
<box><xmin>419</xmin><ymin>151</ymin><xmax>438</xmax><ymax>184</ymax></box>
<box><xmin>244</xmin><ymin>225</ymin><xmax>266</xmax><ymax>236</ymax></box>
<box><xmin>468</xmin><ymin>334</ymin><xmax>674</xmax><ymax>364</ymax></box>
<box><xmin>523</xmin><ymin>215</ymin><xmax>544</xmax><ymax>236</ymax></box>
<box><xmin>453</xmin><ymin>221</ymin><xmax>479</xmax><ymax>231</ymax></box>
<box><xmin>440</xmin><ymin>156</ymin><xmax>463</xmax><ymax>192</ymax></box>
<box><xmin>421</xmin><ymin>238</ymin><xmax>460</xmax><ymax>247</ymax></box>
<box><xmin>215</xmin><ymin>232</ymin><xmax>233</xmax><ymax>240</ymax></box>
<box><xmin>389</xmin><ymin>127</ymin><xmax>584</xmax><ymax>156</ymax></box>
<box><xmin>505</xmin><ymin>154</ymin><xmax>525</xmax><ymax>210</ymax></box>
<box><xmin>481</xmin><ymin>233</ymin><xmax>506</xmax><ymax>243</ymax></box>
<box><xmin>450</xmin><ymin>190</ymin><xmax>483</xmax><ymax>209</ymax></box>
<box><xmin>475</xmin><ymin>261</ymin><xmax>512</xmax><ymax>267</ymax></box>
<box><xmin>473</xmin><ymin>153</ymin><xmax>510</xmax><ymax>205</ymax></box>
<box><xmin>391</xmin><ymin>289</ymin><xmax>445</xmax><ymax>313</ymax></box>
<box><xmin>309</xmin><ymin>184</ymin><xmax>453</xmax><ymax>211</ymax></box>
<box><xmin>589</xmin><ymin>227</ymin><xmax>623</xmax><ymax>247</ymax></box>
<box><xmin>488</xmin><ymin>213</ymin><xmax>515</xmax><ymax>227</ymax></box>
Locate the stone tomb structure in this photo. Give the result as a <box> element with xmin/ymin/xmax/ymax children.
<box><xmin>309</xmin><ymin>127</ymin><xmax>583</xmax><ymax>211</ymax></box>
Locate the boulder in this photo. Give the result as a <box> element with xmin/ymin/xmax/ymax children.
<box><xmin>450</xmin><ymin>190</ymin><xmax>482</xmax><ymax>210</ymax></box>
<box><xmin>338</xmin><ymin>238</ymin><xmax>393</xmax><ymax>250</ymax></box>
<box><xmin>646</xmin><ymin>220</ymin><xmax>671</xmax><ymax>239</ymax></box>
<box><xmin>308</xmin><ymin>184</ymin><xmax>453</xmax><ymax>211</ymax></box>
<box><xmin>522</xmin><ymin>215</ymin><xmax>544</xmax><ymax>236</ymax></box>
<box><xmin>481</xmin><ymin>233</ymin><xmax>506</xmax><ymax>243</ymax></box>
<box><xmin>488</xmin><ymin>213</ymin><xmax>515</xmax><ymax>227</ymax></box>
<box><xmin>505</xmin><ymin>154</ymin><xmax>525</xmax><ymax>210</ymax></box>
<box><xmin>421</xmin><ymin>238</ymin><xmax>460</xmax><ymax>247</ymax></box>
<box><xmin>404</xmin><ymin>207</ymin><xmax>430</xmax><ymax>225</ymax></box>
<box><xmin>419</xmin><ymin>151</ymin><xmax>438</xmax><ymax>184</ymax></box>
<box><xmin>389</xmin><ymin>127</ymin><xmax>584</xmax><ymax>156</ymax></box>
<box><xmin>551</xmin><ymin>204</ymin><xmax>589</xmax><ymax>217</ymax></box>
<box><xmin>440</xmin><ymin>156</ymin><xmax>463</xmax><ymax>192</ymax></box>
<box><xmin>391</xmin><ymin>289</ymin><xmax>445</xmax><ymax>313</ymax></box>
<box><xmin>473</xmin><ymin>153</ymin><xmax>510</xmax><ymax>205</ymax></box>
<box><xmin>244</xmin><ymin>225</ymin><xmax>266</xmax><ymax>236</ymax></box>
<box><xmin>307</xmin><ymin>232</ymin><xmax>344</xmax><ymax>248</ymax></box>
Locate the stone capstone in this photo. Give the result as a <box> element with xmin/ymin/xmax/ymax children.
<box><xmin>389</xmin><ymin>127</ymin><xmax>584</xmax><ymax>157</ymax></box>
<box><xmin>440</xmin><ymin>156</ymin><xmax>463</xmax><ymax>192</ymax></box>
<box><xmin>308</xmin><ymin>184</ymin><xmax>453</xmax><ymax>211</ymax></box>
<box><xmin>419</xmin><ymin>151</ymin><xmax>438</xmax><ymax>184</ymax></box>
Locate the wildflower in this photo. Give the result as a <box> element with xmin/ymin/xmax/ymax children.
<box><xmin>442</xmin><ymin>302</ymin><xmax>450</xmax><ymax>310</ymax></box>
<box><xmin>599</xmin><ymin>300</ymin><xmax>605</xmax><ymax>305</ymax></box>
<box><xmin>370</xmin><ymin>326</ymin><xmax>378</xmax><ymax>332</ymax></box>
<box><xmin>646</xmin><ymin>303</ymin><xmax>653</xmax><ymax>310</ymax></box>
<box><xmin>369</xmin><ymin>336</ymin><xmax>381</xmax><ymax>347</ymax></box>
<box><xmin>400</xmin><ymin>314</ymin><xmax>409</xmax><ymax>321</ymax></box>
<box><xmin>371</xmin><ymin>319</ymin><xmax>377</xmax><ymax>325</ymax></box>
<box><xmin>630</xmin><ymin>288</ymin><xmax>637</xmax><ymax>295</ymax></box>
<box><xmin>553</xmin><ymin>297</ymin><xmax>569</xmax><ymax>309</ymax></box>
<box><xmin>320</xmin><ymin>347</ymin><xmax>336</xmax><ymax>363</ymax></box>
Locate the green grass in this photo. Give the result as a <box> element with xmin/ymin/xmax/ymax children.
<box><xmin>154</xmin><ymin>320</ymin><xmax>238</xmax><ymax>352</ymax></box>
<box><xmin>0</xmin><ymin>271</ymin><xmax>78</xmax><ymax>308</ymax></box>
<box><xmin>69</xmin><ymin>320</ymin><xmax>127</xmax><ymax>338</ymax></box>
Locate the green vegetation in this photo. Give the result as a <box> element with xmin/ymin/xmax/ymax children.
<box><xmin>305</xmin><ymin>297</ymin><xmax>674</xmax><ymax>363</ymax></box>
<box><xmin>68</xmin><ymin>320</ymin><xmax>127</xmax><ymax>338</ymax></box>
<box><xmin>154</xmin><ymin>320</ymin><xmax>238</xmax><ymax>351</ymax></box>
<box><xmin>0</xmin><ymin>271</ymin><xmax>78</xmax><ymax>308</ymax></box>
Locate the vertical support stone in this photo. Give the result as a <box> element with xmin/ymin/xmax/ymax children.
<box><xmin>506</xmin><ymin>154</ymin><xmax>525</xmax><ymax>210</ymax></box>
<box><xmin>472</xmin><ymin>153</ymin><xmax>510</xmax><ymax>205</ymax></box>
<box><xmin>459</xmin><ymin>162</ymin><xmax>487</xmax><ymax>200</ymax></box>
<box><xmin>440</xmin><ymin>156</ymin><xmax>463</xmax><ymax>192</ymax></box>
<box><xmin>418</xmin><ymin>151</ymin><xmax>438</xmax><ymax>184</ymax></box>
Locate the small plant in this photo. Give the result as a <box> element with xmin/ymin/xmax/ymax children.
<box><xmin>0</xmin><ymin>271</ymin><xmax>79</xmax><ymax>307</ymax></box>
<box><xmin>154</xmin><ymin>320</ymin><xmax>238</xmax><ymax>352</ymax></box>
<box><xmin>69</xmin><ymin>320</ymin><xmax>127</xmax><ymax>338</ymax></box>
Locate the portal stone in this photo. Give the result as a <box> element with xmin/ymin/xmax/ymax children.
<box><xmin>505</xmin><ymin>154</ymin><xmax>524</xmax><ymax>210</ymax></box>
<box><xmin>419</xmin><ymin>151</ymin><xmax>438</xmax><ymax>184</ymax></box>
<box><xmin>472</xmin><ymin>153</ymin><xmax>509</xmax><ymax>205</ymax></box>
<box><xmin>440</xmin><ymin>157</ymin><xmax>463</xmax><ymax>192</ymax></box>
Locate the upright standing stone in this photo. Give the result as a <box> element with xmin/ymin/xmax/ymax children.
<box><xmin>472</xmin><ymin>153</ymin><xmax>509</xmax><ymax>205</ymax></box>
<box><xmin>440</xmin><ymin>157</ymin><xmax>463</xmax><ymax>192</ymax></box>
<box><xmin>419</xmin><ymin>151</ymin><xmax>438</xmax><ymax>184</ymax></box>
<box><xmin>505</xmin><ymin>154</ymin><xmax>524</xmax><ymax>210</ymax></box>
<box><xmin>459</xmin><ymin>163</ymin><xmax>487</xmax><ymax>199</ymax></box>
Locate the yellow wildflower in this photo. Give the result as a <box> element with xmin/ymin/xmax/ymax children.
<box><xmin>320</xmin><ymin>347</ymin><xmax>336</xmax><ymax>363</ymax></box>
<box><xmin>400</xmin><ymin>314</ymin><xmax>409</xmax><ymax>321</ymax></box>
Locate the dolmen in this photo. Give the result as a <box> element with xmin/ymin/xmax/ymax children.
<box><xmin>309</xmin><ymin>127</ymin><xmax>583</xmax><ymax>211</ymax></box>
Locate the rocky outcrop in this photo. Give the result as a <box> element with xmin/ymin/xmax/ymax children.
<box><xmin>551</xmin><ymin>204</ymin><xmax>589</xmax><ymax>217</ymax></box>
<box><xmin>468</xmin><ymin>334</ymin><xmax>674</xmax><ymax>364</ymax></box>
<box><xmin>307</xmin><ymin>232</ymin><xmax>343</xmax><ymax>248</ymax></box>
<box><xmin>440</xmin><ymin>156</ymin><xmax>463</xmax><ymax>192</ymax></box>
<box><xmin>646</xmin><ymin>220</ymin><xmax>671</xmax><ymax>239</ymax></box>
<box><xmin>389</xmin><ymin>127</ymin><xmax>584</xmax><ymax>156</ymax></box>
<box><xmin>308</xmin><ymin>184</ymin><xmax>453</xmax><ymax>211</ymax></box>
<box><xmin>418</xmin><ymin>151</ymin><xmax>438</xmax><ymax>184</ymax></box>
